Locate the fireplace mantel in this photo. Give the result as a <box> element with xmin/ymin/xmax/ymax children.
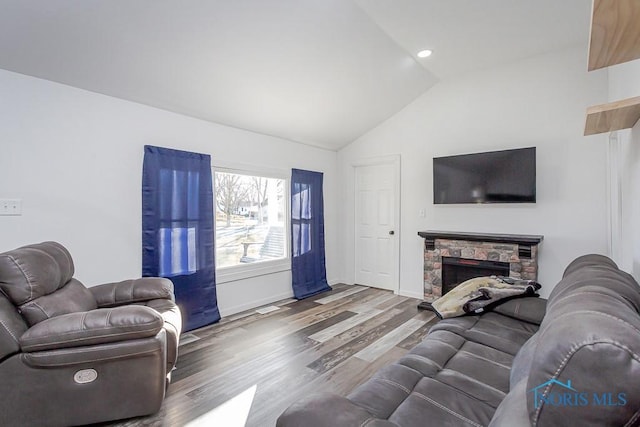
<box><xmin>418</xmin><ymin>230</ymin><xmax>543</xmax><ymax>304</ymax></box>
<box><xmin>418</xmin><ymin>231</ymin><xmax>543</xmax><ymax>258</ymax></box>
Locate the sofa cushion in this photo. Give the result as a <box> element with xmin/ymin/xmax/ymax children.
<box><xmin>547</xmin><ymin>254</ymin><xmax>640</xmax><ymax>310</ymax></box>
<box><xmin>0</xmin><ymin>294</ymin><xmax>28</xmax><ymax>360</ymax></box>
<box><xmin>523</xmin><ymin>256</ymin><xmax>640</xmax><ymax>426</ymax></box>
<box><xmin>488</xmin><ymin>379</ymin><xmax>530</xmax><ymax>427</ymax></box>
<box><xmin>346</xmin><ymin>316</ymin><xmax>526</xmax><ymax>427</ymax></box>
<box><xmin>0</xmin><ymin>242</ymin><xmax>75</xmax><ymax>306</ymax></box>
<box><xmin>0</xmin><ymin>242</ymin><xmax>97</xmax><ymax>326</ymax></box>
<box><xmin>401</xmin><ymin>331</ymin><xmax>512</xmax><ymax>406</ymax></box>
<box><xmin>19</xmin><ymin>278</ymin><xmax>97</xmax><ymax>326</ymax></box>
<box><xmin>492</xmin><ymin>297</ymin><xmax>546</xmax><ymax>325</ymax></box>
<box><xmin>348</xmin><ymin>363</ymin><xmax>424</xmax><ymax>419</ymax></box>
<box><xmin>509</xmin><ymin>332</ymin><xmax>538</xmax><ymax>389</ymax></box>
<box><xmin>275</xmin><ymin>392</ymin><xmax>398</xmax><ymax>427</ymax></box>
<box><xmin>90</xmin><ymin>278</ymin><xmax>175</xmax><ymax>307</ymax></box>
<box><xmin>430</xmin><ymin>312</ymin><xmax>538</xmax><ymax>356</ymax></box>
<box><xmin>20</xmin><ymin>305</ymin><xmax>163</xmax><ymax>352</ymax></box>
<box><xmin>559</xmin><ymin>253</ymin><xmax>618</xmax><ymax>279</ymax></box>
<box><xmin>387</xmin><ymin>377</ymin><xmax>494</xmax><ymax>427</ymax></box>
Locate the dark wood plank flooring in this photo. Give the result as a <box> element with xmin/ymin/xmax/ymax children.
<box><xmin>108</xmin><ymin>284</ymin><xmax>438</xmax><ymax>427</ymax></box>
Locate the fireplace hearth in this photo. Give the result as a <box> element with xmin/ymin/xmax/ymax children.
<box><xmin>417</xmin><ymin>231</ymin><xmax>543</xmax><ymax>304</ymax></box>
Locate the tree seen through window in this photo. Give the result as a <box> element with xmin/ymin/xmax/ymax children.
<box><xmin>214</xmin><ymin>170</ymin><xmax>286</xmax><ymax>269</ymax></box>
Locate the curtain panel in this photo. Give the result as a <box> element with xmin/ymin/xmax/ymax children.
<box><xmin>142</xmin><ymin>145</ymin><xmax>220</xmax><ymax>331</ymax></box>
<box><xmin>291</xmin><ymin>168</ymin><xmax>331</xmax><ymax>299</ymax></box>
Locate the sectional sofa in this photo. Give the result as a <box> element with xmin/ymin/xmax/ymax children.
<box><xmin>277</xmin><ymin>254</ymin><xmax>640</xmax><ymax>426</ymax></box>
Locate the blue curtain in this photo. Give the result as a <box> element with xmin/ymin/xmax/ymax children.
<box><xmin>291</xmin><ymin>169</ymin><xmax>331</xmax><ymax>299</ymax></box>
<box><xmin>142</xmin><ymin>145</ymin><xmax>220</xmax><ymax>331</ymax></box>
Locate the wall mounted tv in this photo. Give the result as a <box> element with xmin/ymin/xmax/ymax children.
<box><xmin>433</xmin><ymin>147</ymin><xmax>536</xmax><ymax>204</ymax></box>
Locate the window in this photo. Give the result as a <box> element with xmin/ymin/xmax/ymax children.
<box><xmin>213</xmin><ymin>168</ymin><xmax>289</xmax><ymax>280</ymax></box>
<box><xmin>158</xmin><ymin>169</ymin><xmax>199</xmax><ymax>277</ymax></box>
<box><xmin>291</xmin><ymin>181</ymin><xmax>312</xmax><ymax>257</ymax></box>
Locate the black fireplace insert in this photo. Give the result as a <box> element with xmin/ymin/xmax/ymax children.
<box><xmin>441</xmin><ymin>256</ymin><xmax>510</xmax><ymax>295</ymax></box>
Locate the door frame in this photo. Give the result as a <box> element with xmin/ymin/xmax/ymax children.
<box><xmin>351</xmin><ymin>154</ymin><xmax>401</xmax><ymax>294</ymax></box>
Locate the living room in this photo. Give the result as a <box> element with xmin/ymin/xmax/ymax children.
<box><xmin>1</xmin><ymin>1</ymin><xmax>640</xmax><ymax>426</ymax></box>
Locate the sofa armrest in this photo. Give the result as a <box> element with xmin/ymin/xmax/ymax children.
<box><xmin>276</xmin><ymin>392</ymin><xmax>398</xmax><ymax>427</ymax></box>
<box><xmin>20</xmin><ymin>305</ymin><xmax>163</xmax><ymax>352</ymax></box>
<box><xmin>90</xmin><ymin>278</ymin><xmax>175</xmax><ymax>308</ymax></box>
<box><xmin>492</xmin><ymin>297</ymin><xmax>547</xmax><ymax>325</ymax></box>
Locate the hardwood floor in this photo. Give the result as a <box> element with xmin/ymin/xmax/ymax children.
<box><xmin>109</xmin><ymin>284</ymin><xmax>438</xmax><ymax>427</ymax></box>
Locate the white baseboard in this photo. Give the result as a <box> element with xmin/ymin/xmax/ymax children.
<box><xmin>396</xmin><ymin>289</ymin><xmax>424</xmax><ymax>300</ymax></box>
<box><xmin>330</xmin><ymin>281</ymin><xmax>422</xmax><ymax>300</ymax></box>
<box><xmin>330</xmin><ymin>280</ymin><xmax>422</xmax><ymax>299</ymax></box>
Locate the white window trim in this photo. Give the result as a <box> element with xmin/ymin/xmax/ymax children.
<box><xmin>212</xmin><ymin>164</ymin><xmax>291</xmax><ymax>283</ymax></box>
<box><xmin>216</xmin><ymin>258</ymin><xmax>291</xmax><ymax>284</ymax></box>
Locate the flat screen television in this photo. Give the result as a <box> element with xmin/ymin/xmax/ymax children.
<box><xmin>433</xmin><ymin>147</ymin><xmax>536</xmax><ymax>204</ymax></box>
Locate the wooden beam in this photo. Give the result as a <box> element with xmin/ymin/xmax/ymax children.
<box><xmin>584</xmin><ymin>96</ymin><xmax>640</xmax><ymax>135</ymax></box>
<box><xmin>588</xmin><ymin>0</ymin><xmax>640</xmax><ymax>71</ymax></box>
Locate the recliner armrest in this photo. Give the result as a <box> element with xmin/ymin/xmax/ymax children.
<box><xmin>20</xmin><ymin>305</ymin><xmax>163</xmax><ymax>352</ymax></box>
<box><xmin>492</xmin><ymin>297</ymin><xmax>547</xmax><ymax>325</ymax></box>
<box><xmin>90</xmin><ymin>278</ymin><xmax>175</xmax><ymax>308</ymax></box>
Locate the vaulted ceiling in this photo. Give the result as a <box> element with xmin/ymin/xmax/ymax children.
<box><xmin>0</xmin><ymin>0</ymin><xmax>592</xmax><ymax>150</ymax></box>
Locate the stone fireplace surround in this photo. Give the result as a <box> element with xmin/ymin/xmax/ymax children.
<box><xmin>417</xmin><ymin>231</ymin><xmax>544</xmax><ymax>305</ymax></box>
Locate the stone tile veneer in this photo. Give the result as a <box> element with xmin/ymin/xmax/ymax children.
<box><xmin>423</xmin><ymin>238</ymin><xmax>539</xmax><ymax>302</ymax></box>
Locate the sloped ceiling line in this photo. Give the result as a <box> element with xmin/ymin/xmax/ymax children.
<box><xmin>0</xmin><ymin>0</ymin><xmax>590</xmax><ymax>150</ymax></box>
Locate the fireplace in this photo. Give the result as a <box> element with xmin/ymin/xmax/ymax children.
<box><xmin>442</xmin><ymin>257</ymin><xmax>510</xmax><ymax>294</ymax></box>
<box><xmin>417</xmin><ymin>230</ymin><xmax>543</xmax><ymax>304</ymax></box>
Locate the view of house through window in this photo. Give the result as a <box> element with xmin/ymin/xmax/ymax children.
<box><xmin>214</xmin><ymin>170</ymin><xmax>287</xmax><ymax>269</ymax></box>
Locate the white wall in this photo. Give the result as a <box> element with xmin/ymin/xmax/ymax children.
<box><xmin>607</xmin><ymin>59</ymin><xmax>640</xmax><ymax>280</ymax></box>
<box><xmin>0</xmin><ymin>69</ymin><xmax>338</xmax><ymax>317</ymax></box>
<box><xmin>338</xmin><ymin>45</ymin><xmax>609</xmax><ymax>299</ymax></box>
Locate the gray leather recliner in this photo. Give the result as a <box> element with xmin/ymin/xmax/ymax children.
<box><xmin>0</xmin><ymin>241</ymin><xmax>182</xmax><ymax>426</ymax></box>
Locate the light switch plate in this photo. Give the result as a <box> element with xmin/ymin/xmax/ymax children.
<box><xmin>0</xmin><ymin>199</ymin><xmax>22</xmax><ymax>216</ymax></box>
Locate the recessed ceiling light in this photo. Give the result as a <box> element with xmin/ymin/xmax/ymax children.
<box><xmin>417</xmin><ymin>49</ymin><xmax>433</xmax><ymax>58</ymax></box>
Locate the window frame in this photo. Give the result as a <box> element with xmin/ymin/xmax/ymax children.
<box><xmin>212</xmin><ymin>164</ymin><xmax>291</xmax><ymax>284</ymax></box>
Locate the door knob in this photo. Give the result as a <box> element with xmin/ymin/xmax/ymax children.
<box><xmin>389</xmin><ymin>230</ymin><xmax>395</xmax><ymax>235</ymax></box>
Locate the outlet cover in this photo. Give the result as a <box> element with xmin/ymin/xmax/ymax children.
<box><xmin>0</xmin><ymin>199</ymin><xmax>22</xmax><ymax>216</ymax></box>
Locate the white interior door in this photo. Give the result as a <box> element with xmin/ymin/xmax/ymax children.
<box><xmin>354</xmin><ymin>159</ymin><xmax>399</xmax><ymax>291</ymax></box>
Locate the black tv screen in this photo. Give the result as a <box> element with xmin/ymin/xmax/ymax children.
<box><xmin>433</xmin><ymin>147</ymin><xmax>536</xmax><ymax>204</ymax></box>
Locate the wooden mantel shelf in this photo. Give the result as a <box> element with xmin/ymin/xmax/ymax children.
<box><xmin>417</xmin><ymin>230</ymin><xmax>543</xmax><ymax>258</ymax></box>
<box><xmin>584</xmin><ymin>96</ymin><xmax>640</xmax><ymax>136</ymax></box>
<box><xmin>588</xmin><ymin>0</ymin><xmax>640</xmax><ymax>71</ymax></box>
<box><xmin>417</xmin><ymin>231</ymin><xmax>543</xmax><ymax>247</ymax></box>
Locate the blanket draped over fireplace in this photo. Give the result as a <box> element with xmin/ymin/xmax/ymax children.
<box><xmin>431</xmin><ymin>275</ymin><xmax>541</xmax><ymax>319</ymax></box>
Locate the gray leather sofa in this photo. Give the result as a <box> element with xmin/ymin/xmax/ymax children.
<box><xmin>277</xmin><ymin>254</ymin><xmax>640</xmax><ymax>426</ymax></box>
<box><xmin>0</xmin><ymin>241</ymin><xmax>182</xmax><ymax>426</ymax></box>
